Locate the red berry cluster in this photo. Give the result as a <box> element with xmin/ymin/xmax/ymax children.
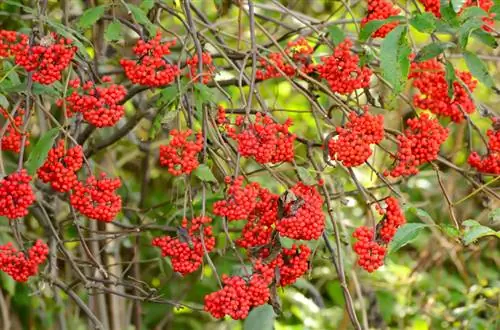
<box><xmin>0</xmin><ymin>30</ymin><xmax>20</xmax><ymax>58</ymax></box>
<box><xmin>186</xmin><ymin>52</ymin><xmax>215</xmax><ymax>84</ymax></box>
<box><xmin>361</xmin><ymin>0</ymin><xmax>401</xmax><ymax>38</ymax></box>
<box><xmin>0</xmin><ymin>170</ymin><xmax>35</xmax><ymax>219</ymax></box>
<box><xmin>270</xmin><ymin>245</ymin><xmax>311</xmax><ymax>286</ymax></box>
<box><xmin>256</xmin><ymin>37</ymin><xmax>315</xmax><ymax>80</ymax></box>
<box><xmin>386</xmin><ymin>114</ymin><xmax>449</xmax><ymax>177</ymax></box>
<box><xmin>418</xmin><ymin>0</ymin><xmax>441</xmax><ymax>18</ymax></box>
<box><xmin>222</xmin><ymin>112</ymin><xmax>296</xmax><ymax>164</ymax></box>
<box><xmin>316</xmin><ymin>39</ymin><xmax>372</xmax><ymax>95</ymax></box>
<box><xmin>0</xmin><ymin>240</ymin><xmax>48</xmax><ymax>282</ymax></box>
<box><xmin>463</xmin><ymin>0</ymin><xmax>495</xmax><ymax>31</ymax></box>
<box><xmin>204</xmin><ymin>272</ymin><xmax>271</xmax><ymax>320</ymax></box>
<box><xmin>58</xmin><ymin>77</ymin><xmax>127</xmax><ymax>127</ymax></box>
<box><xmin>0</xmin><ymin>107</ymin><xmax>29</xmax><ymax>153</ymax></box>
<box><xmin>37</xmin><ymin>140</ymin><xmax>83</xmax><ymax>192</ymax></box>
<box><xmin>409</xmin><ymin>58</ymin><xmax>477</xmax><ymax>122</ymax></box>
<box><xmin>328</xmin><ymin>109</ymin><xmax>384</xmax><ymax>167</ymax></box>
<box><xmin>12</xmin><ymin>32</ymin><xmax>76</xmax><ymax>85</ymax></box>
<box><xmin>152</xmin><ymin>216</ymin><xmax>215</xmax><ymax>275</ymax></box>
<box><xmin>213</xmin><ymin>176</ymin><xmax>262</xmax><ymax>221</ymax></box>
<box><xmin>276</xmin><ymin>182</ymin><xmax>325</xmax><ymax>240</ymax></box>
<box><xmin>159</xmin><ymin>129</ymin><xmax>203</xmax><ymax>176</ymax></box>
<box><xmin>468</xmin><ymin>119</ymin><xmax>500</xmax><ymax>174</ymax></box>
<box><xmin>70</xmin><ymin>173</ymin><xmax>122</xmax><ymax>222</ymax></box>
<box><xmin>352</xmin><ymin>226</ymin><xmax>386</xmax><ymax>272</ymax></box>
<box><xmin>120</xmin><ymin>33</ymin><xmax>180</xmax><ymax>87</ymax></box>
<box><xmin>376</xmin><ymin>197</ymin><xmax>406</xmax><ymax>243</ymax></box>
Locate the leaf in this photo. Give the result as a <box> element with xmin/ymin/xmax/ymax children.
<box><xmin>451</xmin><ymin>0</ymin><xmax>468</xmax><ymax>12</ymax></box>
<box><xmin>25</xmin><ymin>128</ymin><xmax>60</xmax><ymax>176</ymax></box>
<box><xmin>328</xmin><ymin>25</ymin><xmax>345</xmax><ymax>46</ymax></box>
<box><xmin>193</xmin><ymin>83</ymin><xmax>213</xmax><ymax>118</ymax></box>
<box><xmin>462</xmin><ymin>220</ymin><xmax>499</xmax><ymax>245</ymax></box>
<box><xmin>388</xmin><ymin>223</ymin><xmax>429</xmax><ymax>254</ymax></box>
<box><xmin>410</xmin><ymin>12</ymin><xmax>437</xmax><ymax>33</ymax></box>
<box><xmin>0</xmin><ymin>94</ymin><xmax>8</xmax><ymax>109</ymax></box>
<box><xmin>359</xmin><ymin>16</ymin><xmax>403</xmax><ymax>41</ymax></box>
<box><xmin>415</xmin><ymin>42</ymin><xmax>455</xmax><ymax>62</ymax></box>
<box><xmin>442</xmin><ymin>224</ymin><xmax>460</xmax><ymax>238</ymax></box>
<box><xmin>32</xmin><ymin>83</ymin><xmax>60</xmax><ymax>97</ymax></box>
<box><xmin>464</xmin><ymin>51</ymin><xmax>495</xmax><ymax>88</ymax></box>
<box><xmin>460</xmin><ymin>6</ymin><xmax>488</xmax><ymax>21</ymax></box>
<box><xmin>140</xmin><ymin>0</ymin><xmax>155</xmax><ymax>11</ymax></box>
<box><xmin>296</xmin><ymin>166</ymin><xmax>315</xmax><ymax>185</ymax></box>
<box><xmin>445</xmin><ymin>61</ymin><xmax>457</xmax><ymax>99</ymax></box>
<box><xmin>280</xmin><ymin>236</ymin><xmax>295</xmax><ymax>249</ymax></box>
<box><xmin>105</xmin><ymin>21</ymin><xmax>122</xmax><ymax>41</ymax></box>
<box><xmin>458</xmin><ymin>18</ymin><xmax>483</xmax><ymax>49</ymax></box>
<box><xmin>129</xmin><ymin>4</ymin><xmax>157</xmax><ymax>36</ymax></box>
<box><xmin>472</xmin><ymin>29</ymin><xmax>498</xmax><ymax>48</ymax></box>
<box><xmin>47</xmin><ymin>20</ymin><xmax>90</xmax><ymax>57</ymax></box>
<box><xmin>380</xmin><ymin>25</ymin><xmax>411</xmax><ymax>95</ymax></box>
<box><xmin>243</xmin><ymin>304</ymin><xmax>276</xmax><ymax>330</ymax></box>
<box><xmin>488</xmin><ymin>208</ymin><xmax>500</xmax><ymax>223</ymax></box>
<box><xmin>193</xmin><ymin>164</ymin><xmax>217</xmax><ymax>183</ymax></box>
<box><xmin>79</xmin><ymin>5</ymin><xmax>106</xmax><ymax>29</ymax></box>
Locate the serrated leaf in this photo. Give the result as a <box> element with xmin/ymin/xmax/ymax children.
<box><xmin>458</xmin><ymin>18</ymin><xmax>482</xmax><ymax>48</ymax></box>
<box><xmin>25</xmin><ymin>128</ymin><xmax>60</xmax><ymax>176</ymax></box>
<box><xmin>79</xmin><ymin>5</ymin><xmax>106</xmax><ymax>29</ymax></box>
<box><xmin>243</xmin><ymin>304</ymin><xmax>276</xmax><ymax>330</ymax></box>
<box><xmin>415</xmin><ymin>42</ymin><xmax>455</xmax><ymax>62</ymax></box>
<box><xmin>410</xmin><ymin>12</ymin><xmax>437</xmax><ymax>33</ymax></box>
<box><xmin>105</xmin><ymin>21</ymin><xmax>122</xmax><ymax>41</ymax></box>
<box><xmin>464</xmin><ymin>51</ymin><xmax>495</xmax><ymax>88</ymax></box>
<box><xmin>462</xmin><ymin>220</ymin><xmax>499</xmax><ymax>245</ymax></box>
<box><xmin>381</xmin><ymin>25</ymin><xmax>411</xmax><ymax>96</ymax></box>
<box><xmin>451</xmin><ymin>0</ymin><xmax>468</xmax><ymax>12</ymax></box>
<box><xmin>296</xmin><ymin>166</ymin><xmax>315</xmax><ymax>185</ymax></box>
<box><xmin>141</xmin><ymin>0</ymin><xmax>155</xmax><ymax>11</ymax></box>
<box><xmin>129</xmin><ymin>4</ymin><xmax>156</xmax><ymax>36</ymax></box>
<box><xmin>359</xmin><ymin>16</ymin><xmax>403</xmax><ymax>41</ymax></box>
<box><xmin>193</xmin><ymin>164</ymin><xmax>217</xmax><ymax>183</ymax></box>
<box><xmin>472</xmin><ymin>29</ymin><xmax>498</xmax><ymax>48</ymax></box>
<box><xmin>445</xmin><ymin>61</ymin><xmax>457</xmax><ymax>99</ymax></box>
<box><xmin>388</xmin><ymin>223</ymin><xmax>429</xmax><ymax>254</ymax></box>
<box><xmin>328</xmin><ymin>25</ymin><xmax>345</xmax><ymax>46</ymax></box>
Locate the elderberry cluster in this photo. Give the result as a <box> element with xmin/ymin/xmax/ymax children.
<box><xmin>0</xmin><ymin>240</ymin><xmax>48</xmax><ymax>282</ymax></box>
<box><xmin>0</xmin><ymin>170</ymin><xmax>35</xmax><ymax>219</ymax></box>
<box><xmin>159</xmin><ymin>129</ymin><xmax>203</xmax><ymax>176</ymax></box>
<box><xmin>468</xmin><ymin>118</ymin><xmax>500</xmax><ymax>174</ymax></box>
<box><xmin>0</xmin><ymin>107</ymin><xmax>29</xmax><ymax>153</ymax></box>
<box><xmin>362</xmin><ymin>0</ymin><xmax>401</xmax><ymax>38</ymax></box>
<box><xmin>186</xmin><ymin>52</ymin><xmax>215</xmax><ymax>84</ymax></box>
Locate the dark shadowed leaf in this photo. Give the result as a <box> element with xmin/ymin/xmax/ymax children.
<box><xmin>243</xmin><ymin>304</ymin><xmax>276</xmax><ymax>330</ymax></box>
<box><xmin>328</xmin><ymin>25</ymin><xmax>345</xmax><ymax>46</ymax></box>
<box><xmin>415</xmin><ymin>42</ymin><xmax>455</xmax><ymax>62</ymax></box>
<box><xmin>464</xmin><ymin>51</ymin><xmax>495</xmax><ymax>88</ymax></box>
<box><xmin>193</xmin><ymin>164</ymin><xmax>217</xmax><ymax>183</ymax></box>
<box><xmin>25</xmin><ymin>128</ymin><xmax>60</xmax><ymax>175</ymax></box>
<box><xmin>388</xmin><ymin>223</ymin><xmax>430</xmax><ymax>254</ymax></box>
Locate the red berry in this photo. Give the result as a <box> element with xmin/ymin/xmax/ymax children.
<box><xmin>0</xmin><ymin>240</ymin><xmax>48</xmax><ymax>282</ymax></box>
<box><xmin>0</xmin><ymin>169</ymin><xmax>35</xmax><ymax>219</ymax></box>
<box><xmin>159</xmin><ymin>129</ymin><xmax>203</xmax><ymax>176</ymax></box>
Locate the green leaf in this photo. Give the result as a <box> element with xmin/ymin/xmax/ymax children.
<box><xmin>140</xmin><ymin>0</ymin><xmax>155</xmax><ymax>11</ymax></box>
<box><xmin>445</xmin><ymin>61</ymin><xmax>457</xmax><ymax>99</ymax></box>
<box><xmin>280</xmin><ymin>236</ymin><xmax>295</xmax><ymax>249</ymax></box>
<box><xmin>462</xmin><ymin>220</ymin><xmax>499</xmax><ymax>245</ymax></box>
<box><xmin>410</xmin><ymin>12</ymin><xmax>437</xmax><ymax>33</ymax></box>
<box><xmin>458</xmin><ymin>18</ymin><xmax>482</xmax><ymax>49</ymax></box>
<box><xmin>472</xmin><ymin>29</ymin><xmax>498</xmax><ymax>48</ymax></box>
<box><xmin>491</xmin><ymin>4</ymin><xmax>500</xmax><ymax>19</ymax></box>
<box><xmin>464</xmin><ymin>51</ymin><xmax>495</xmax><ymax>88</ymax></box>
<box><xmin>193</xmin><ymin>83</ymin><xmax>213</xmax><ymax>118</ymax></box>
<box><xmin>25</xmin><ymin>128</ymin><xmax>60</xmax><ymax>176</ymax></box>
<box><xmin>451</xmin><ymin>0</ymin><xmax>468</xmax><ymax>12</ymax></box>
<box><xmin>150</xmin><ymin>87</ymin><xmax>179</xmax><ymax>139</ymax></box>
<box><xmin>415</xmin><ymin>42</ymin><xmax>455</xmax><ymax>62</ymax></box>
<box><xmin>359</xmin><ymin>16</ymin><xmax>403</xmax><ymax>41</ymax></box>
<box><xmin>105</xmin><ymin>21</ymin><xmax>122</xmax><ymax>41</ymax></box>
<box><xmin>328</xmin><ymin>25</ymin><xmax>345</xmax><ymax>46</ymax></box>
<box><xmin>296</xmin><ymin>166</ymin><xmax>315</xmax><ymax>185</ymax></box>
<box><xmin>388</xmin><ymin>223</ymin><xmax>430</xmax><ymax>254</ymax></box>
<box><xmin>0</xmin><ymin>94</ymin><xmax>8</xmax><ymax>108</ymax></box>
<box><xmin>193</xmin><ymin>164</ymin><xmax>217</xmax><ymax>183</ymax></box>
<box><xmin>488</xmin><ymin>208</ymin><xmax>500</xmax><ymax>223</ymax></box>
<box><xmin>441</xmin><ymin>224</ymin><xmax>460</xmax><ymax>238</ymax></box>
<box><xmin>47</xmin><ymin>20</ymin><xmax>90</xmax><ymax>57</ymax></box>
<box><xmin>32</xmin><ymin>83</ymin><xmax>60</xmax><ymax>97</ymax></box>
<box><xmin>460</xmin><ymin>6</ymin><xmax>488</xmax><ymax>21</ymax></box>
<box><xmin>129</xmin><ymin>4</ymin><xmax>156</xmax><ymax>36</ymax></box>
<box><xmin>79</xmin><ymin>5</ymin><xmax>106</xmax><ymax>29</ymax></box>
<box><xmin>380</xmin><ymin>25</ymin><xmax>411</xmax><ymax>96</ymax></box>
<box><xmin>243</xmin><ymin>304</ymin><xmax>276</xmax><ymax>330</ymax></box>
<box><xmin>0</xmin><ymin>272</ymin><xmax>16</xmax><ymax>296</ymax></box>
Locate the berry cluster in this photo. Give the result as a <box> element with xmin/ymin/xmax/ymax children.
<box><xmin>352</xmin><ymin>226</ymin><xmax>386</xmax><ymax>272</ymax></box>
<box><xmin>468</xmin><ymin>119</ymin><xmax>500</xmax><ymax>174</ymax></box>
<box><xmin>0</xmin><ymin>30</ymin><xmax>20</xmax><ymax>58</ymax></box>
<box><xmin>213</xmin><ymin>176</ymin><xmax>262</xmax><ymax>221</ymax></box>
<box><xmin>152</xmin><ymin>216</ymin><xmax>215</xmax><ymax>275</ymax></box>
<box><xmin>376</xmin><ymin>197</ymin><xmax>406</xmax><ymax>243</ymax></box>
<box><xmin>58</xmin><ymin>77</ymin><xmax>127</xmax><ymax>127</ymax></box>
<box><xmin>256</xmin><ymin>37</ymin><xmax>315</xmax><ymax>80</ymax></box>
<box><xmin>159</xmin><ymin>129</ymin><xmax>203</xmax><ymax>176</ymax></box>
<box><xmin>0</xmin><ymin>108</ymin><xmax>29</xmax><ymax>153</ymax></box>
<box><xmin>186</xmin><ymin>52</ymin><xmax>215</xmax><ymax>84</ymax></box>
<box><xmin>12</xmin><ymin>32</ymin><xmax>76</xmax><ymax>85</ymax></box>
<box><xmin>328</xmin><ymin>109</ymin><xmax>384</xmax><ymax>167</ymax></box>
<box><xmin>316</xmin><ymin>39</ymin><xmax>372</xmax><ymax>95</ymax></box>
<box><xmin>409</xmin><ymin>58</ymin><xmax>477</xmax><ymax>122</ymax></box>
<box><xmin>271</xmin><ymin>245</ymin><xmax>311</xmax><ymax>286</ymax></box>
<box><xmin>463</xmin><ymin>0</ymin><xmax>495</xmax><ymax>31</ymax></box>
<box><xmin>222</xmin><ymin>112</ymin><xmax>296</xmax><ymax>164</ymax></box>
<box><xmin>0</xmin><ymin>240</ymin><xmax>48</xmax><ymax>282</ymax></box>
<box><xmin>0</xmin><ymin>170</ymin><xmax>35</xmax><ymax>219</ymax></box>
<box><xmin>120</xmin><ymin>33</ymin><xmax>180</xmax><ymax>87</ymax></box>
<box><xmin>70</xmin><ymin>173</ymin><xmax>122</xmax><ymax>222</ymax></box>
<box><xmin>37</xmin><ymin>140</ymin><xmax>83</xmax><ymax>192</ymax></box>
<box><xmin>418</xmin><ymin>0</ymin><xmax>441</xmax><ymax>18</ymax></box>
<box><xmin>386</xmin><ymin>114</ymin><xmax>449</xmax><ymax>177</ymax></box>
<box><xmin>276</xmin><ymin>182</ymin><xmax>325</xmax><ymax>240</ymax></box>
<box><xmin>361</xmin><ymin>0</ymin><xmax>401</xmax><ymax>38</ymax></box>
